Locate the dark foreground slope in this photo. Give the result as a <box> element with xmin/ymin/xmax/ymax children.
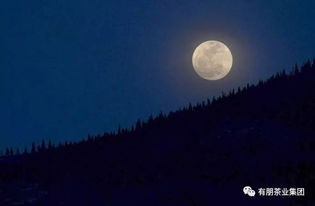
<box><xmin>1</xmin><ymin>61</ymin><xmax>315</xmax><ymax>206</ymax></box>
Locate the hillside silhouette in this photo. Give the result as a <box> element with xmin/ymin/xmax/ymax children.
<box><xmin>1</xmin><ymin>60</ymin><xmax>315</xmax><ymax>205</ymax></box>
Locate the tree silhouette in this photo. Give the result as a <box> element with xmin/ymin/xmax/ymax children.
<box><xmin>31</xmin><ymin>142</ymin><xmax>36</xmax><ymax>153</ymax></box>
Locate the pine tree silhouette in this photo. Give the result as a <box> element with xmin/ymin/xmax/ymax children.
<box><xmin>31</xmin><ymin>142</ymin><xmax>36</xmax><ymax>153</ymax></box>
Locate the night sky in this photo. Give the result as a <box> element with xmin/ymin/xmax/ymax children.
<box><xmin>1</xmin><ymin>0</ymin><xmax>315</xmax><ymax>150</ymax></box>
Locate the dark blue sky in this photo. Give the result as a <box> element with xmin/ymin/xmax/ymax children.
<box><xmin>1</xmin><ymin>0</ymin><xmax>315</xmax><ymax>150</ymax></box>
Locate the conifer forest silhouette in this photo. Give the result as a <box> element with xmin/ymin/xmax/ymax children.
<box><xmin>1</xmin><ymin>60</ymin><xmax>315</xmax><ymax>205</ymax></box>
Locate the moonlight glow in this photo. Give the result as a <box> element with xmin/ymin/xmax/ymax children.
<box><xmin>192</xmin><ymin>40</ymin><xmax>233</xmax><ymax>80</ymax></box>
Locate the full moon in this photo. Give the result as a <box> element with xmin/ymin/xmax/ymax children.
<box><xmin>192</xmin><ymin>40</ymin><xmax>233</xmax><ymax>80</ymax></box>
